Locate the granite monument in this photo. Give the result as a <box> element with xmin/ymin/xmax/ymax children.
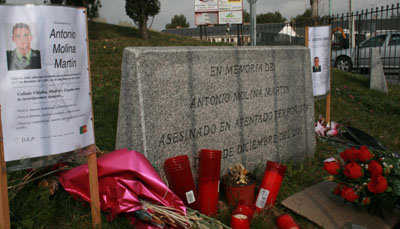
<box><xmin>116</xmin><ymin>46</ymin><xmax>316</xmax><ymax>176</ymax></box>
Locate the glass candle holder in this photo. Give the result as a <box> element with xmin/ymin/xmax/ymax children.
<box><xmin>231</xmin><ymin>213</ymin><xmax>250</xmax><ymax>229</ymax></box>
<box><xmin>255</xmin><ymin>161</ymin><xmax>287</xmax><ymax>211</ymax></box>
<box><xmin>164</xmin><ymin>155</ymin><xmax>198</xmax><ymax>210</ymax></box>
<box><xmin>233</xmin><ymin>200</ymin><xmax>255</xmax><ymax>219</ymax></box>
<box><xmin>276</xmin><ymin>214</ymin><xmax>300</xmax><ymax>229</ymax></box>
<box><xmin>197</xmin><ymin>149</ymin><xmax>221</xmax><ymax>215</ymax></box>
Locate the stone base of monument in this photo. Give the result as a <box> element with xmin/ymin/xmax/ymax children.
<box><xmin>116</xmin><ymin>46</ymin><xmax>316</xmax><ymax>179</ymax></box>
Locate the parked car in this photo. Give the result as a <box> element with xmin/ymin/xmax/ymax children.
<box><xmin>331</xmin><ymin>33</ymin><xmax>365</xmax><ymax>50</ymax></box>
<box><xmin>332</xmin><ymin>33</ymin><xmax>400</xmax><ymax>72</ymax></box>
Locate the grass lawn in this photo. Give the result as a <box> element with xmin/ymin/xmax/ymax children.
<box><xmin>7</xmin><ymin>22</ymin><xmax>400</xmax><ymax>228</ymax></box>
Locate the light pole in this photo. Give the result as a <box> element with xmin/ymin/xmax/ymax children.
<box><xmin>329</xmin><ymin>0</ymin><xmax>331</xmax><ymax>15</ymax></box>
<box><xmin>248</xmin><ymin>0</ymin><xmax>257</xmax><ymax>46</ymax></box>
<box><xmin>349</xmin><ymin>0</ymin><xmax>355</xmax><ymax>48</ymax></box>
<box><xmin>312</xmin><ymin>0</ymin><xmax>318</xmax><ymax>24</ymax></box>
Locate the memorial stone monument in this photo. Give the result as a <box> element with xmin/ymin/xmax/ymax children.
<box><xmin>116</xmin><ymin>46</ymin><xmax>316</xmax><ymax>176</ymax></box>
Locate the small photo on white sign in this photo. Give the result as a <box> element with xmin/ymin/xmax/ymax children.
<box><xmin>4</xmin><ymin>22</ymin><xmax>42</xmax><ymax>71</ymax></box>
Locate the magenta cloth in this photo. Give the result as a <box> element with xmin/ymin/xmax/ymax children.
<box><xmin>59</xmin><ymin>148</ymin><xmax>186</xmax><ymax>221</ymax></box>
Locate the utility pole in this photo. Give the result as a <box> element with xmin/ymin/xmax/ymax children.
<box><xmin>312</xmin><ymin>0</ymin><xmax>318</xmax><ymax>25</ymax></box>
<box><xmin>329</xmin><ymin>0</ymin><xmax>331</xmax><ymax>15</ymax></box>
<box><xmin>248</xmin><ymin>0</ymin><xmax>257</xmax><ymax>46</ymax></box>
<box><xmin>349</xmin><ymin>0</ymin><xmax>355</xmax><ymax>48</ymax></box>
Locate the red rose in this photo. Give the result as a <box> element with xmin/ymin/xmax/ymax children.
<box><xmin>368</xmin><ymin>160</ymin><xmax>383</xmax><ymax>177</ymax></box>
<box><xmin>333</xmin><ymin>183</ymin><xmax>346</xmax><ymax>195</ymax></box>
<box><xmin>357</xmin><ymin>146</ymin><xmax>373</xmax><ymax>162</ymax></box>
<box><xmin>368</xmin><ymin>175</ymin><xmax>388</xmax><ymax>194</ymax></box>
<box><xmin>323</xmin><ymin>161</ymin><xmax>341</xmax><ymax>175</ymax></box>
<box><xmin>340</xmin><ymin>147</ymin><xmax>358</xmax><ymax>162</ymax></box>
<box><xmin>343</xmin><ymin>162</ymin><xmax>363</xmax><ymax>179</ymax></box>
<box><xmin>341</xmin><ymin>187</ymin><xmax>359</xmax><ymax>202</ymax></box>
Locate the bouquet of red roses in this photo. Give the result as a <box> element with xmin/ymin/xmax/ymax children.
<box><xmin>323</xmin><ymin>145</ymin><xmax>400</xmax><ymax>215</ymax></box>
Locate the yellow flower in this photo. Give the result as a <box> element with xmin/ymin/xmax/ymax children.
<box><xmin>325</xmin><ymin>175</ymin><xmax>335</xmax><ymax>181</ymax></box>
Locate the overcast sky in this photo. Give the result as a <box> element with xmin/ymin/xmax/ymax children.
<box><xmin>104</xmin><ymin>0</ymin><xmax>399</xmax><ymax>31</ymax></box>
<box><xmin>7</xmin><ymin>0</ymin><xmax>400</xmax><ymax>31</ymax></box>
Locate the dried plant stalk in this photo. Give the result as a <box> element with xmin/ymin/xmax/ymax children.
<box><xmin>141</xmin><ymin>200</ymin><xmax>230</xmax><ymax>229</ymax></box>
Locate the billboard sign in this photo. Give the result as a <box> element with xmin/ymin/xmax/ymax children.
<box><xmin>219</xmin><ymin>0</ymin><xmax>243</xmax><ymax>11</ymax></box>
<box><xmin>218</xmin><ymin>10</ymin><xmax>243</xmax><ymax>24</ymax></box>
<box><xmin>195</xmin><ymin>0</ymin><xmax>218</xmax><ymax>12</ymax></box>
<box><xmin>195</xmin><ymin>12</ymin><xmax>218</xmax><ymax>25</ymax></box>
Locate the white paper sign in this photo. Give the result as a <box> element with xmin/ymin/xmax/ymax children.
<box><xmin>219</xmin><ymin>0</ymin><xmax>242</xmax><ymax>11</ymax></box>
<box><xmin>195</xmin><ymin>12</ymin><xmax>218</xmax><ymax>25</ymax></box>
<box><xmin>218</xmin><ymin>11</ymin><xmax>243</xmax><ymax>24</ymax></box>
<box><xmin>0</xmin><ymin>5</ymin><xmax>95</xmax><ymax>162</ymax></box>
<box><xmin>195</xmin><ymin>0</ymin><xmax>218</xmax><ymax>12</ymax></box>
<box><xmin>308</xmin><ymin>26</ymin><xmax>331</xmax><ymax>96</ymax></box>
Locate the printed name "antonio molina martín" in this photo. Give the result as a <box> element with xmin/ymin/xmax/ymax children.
<box><xmin>49</xmin><ymin>28</ymin><xmax>77</xmax><ymax>68</ymax></box>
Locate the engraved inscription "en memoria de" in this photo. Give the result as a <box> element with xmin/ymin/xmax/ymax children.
<box><xmin>211</xmin><ymin>63</ymin><xmax>275</xmax><ymax>76</ymax></box>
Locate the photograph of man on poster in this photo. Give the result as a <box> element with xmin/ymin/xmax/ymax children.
<box><xmin>6</xmin><ymin>22</ymin><xmax>41</xmax><ymax>71</ymax></box>
<box><xmin>312</xmin><ymin>56</ymin><xmax>322</xmax><ymax>73</ymax></box>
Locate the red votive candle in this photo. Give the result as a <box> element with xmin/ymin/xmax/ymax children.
<box><xmin>164</xmin><ymin>155</ymin><xmax>198</xmax><ymax>210</ymax></box>
<box><xmin>255</xmin><ymin>161</ymin><xmax>287</xmax><ymax>212</ymax></box>
<box><xmin>197</xmin><ymin>149</ymin><xmax>221</xmax><ymax>215</ymax></box>
<box><xmin>231</xmin><ymin>214</ymin><xmax>250</xmax><ymax>229</ymax></box>
<box><xmin>233</xmin><ymin>200</ymin><xmax>255</xmax><ymax>219</ymax></box>
<box><xmin>276</xmin><ymin>214</ymin><xmax>300</xmax><ymax>229</ymax></box>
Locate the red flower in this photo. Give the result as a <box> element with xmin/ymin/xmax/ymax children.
<box><xmin>368</xmin><ymin>175</ymin><xmax>388</xmax><ymax>194</ymax></box>
<box><xmin>357</xmin><ymin>146</ymin><xmax>373</xmax><ymax>162</ymax></box>
<box><xmin>341</xmin><ymin>187</ymin><xmax>359</xmax><ymax>202</ymax></box>
<box><xmin>343</xmin><ymin>162</ymin><xmax>363</xmax><ymax>179</ymax></box>
<box><xmin>333</xmin><ymin>183</ymin><xmax>346</xmax><ymax>195</ymax></box>
<box><xmin>368</xmin><ymin>160</ymin><xmax>383</xmax><ymax>177</ymax></box>
<box><xmin>340</xmin><ymin>147</ymin><xmax>358</xmax><ymax>162</ymax></box>
<box><xmin>323</xmin><ymin>161</ymin><xmax>341</xmax><ymax>175</ymax></box>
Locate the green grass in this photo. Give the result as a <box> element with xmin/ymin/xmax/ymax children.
<box><xmin>88</xmin><ymin>22</ymin><xmax>227</xmax><ymax>151</ymax></box>
<box><xmin>7</xmin><ymin>22</ymin><xmax>400</xmax><ymax>228</ymax></box>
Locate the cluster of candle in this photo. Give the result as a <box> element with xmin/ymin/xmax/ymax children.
<box><xmin>164</xmin><ymin>149</ymin><xmax>222</xmax><ymax>215</ymax></box>
<box><xmin>164</xmin><ymin>154</ymin><xmax>299</xmax><ymax>228</ymax></box>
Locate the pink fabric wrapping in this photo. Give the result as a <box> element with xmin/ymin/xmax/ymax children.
<box><xmin>59</xmin><ymin>148</ymin><xmax>186</xmax><ymax>222</ymax></box>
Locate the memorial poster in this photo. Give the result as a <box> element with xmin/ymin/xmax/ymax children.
<box><xmin>308</xmin><ymin>26</ymin><xmax>331</xmax><ymax>96</ymax></box>
<box><xmin>0</xmin><ymin>5</ymin><xmax>94</xmax><ymax>162</ymax></box>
